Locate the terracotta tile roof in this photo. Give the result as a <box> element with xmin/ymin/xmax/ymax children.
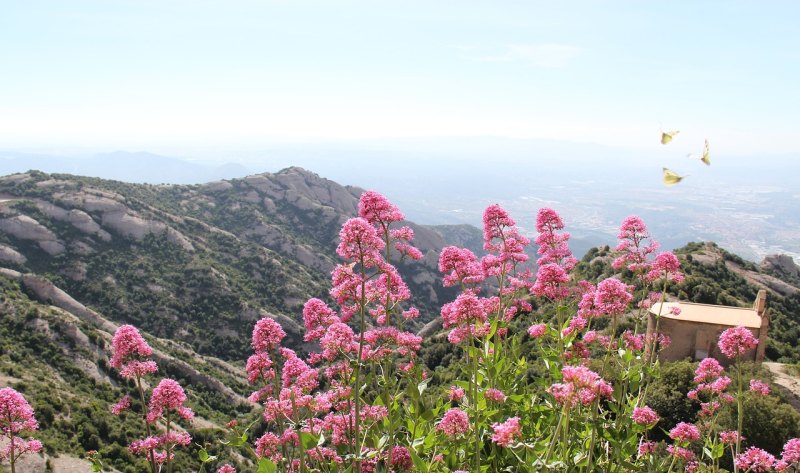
<box><xmin>650</xmin><ymin>301</ymin><xmax>762</xmax><ymax>328</ymax></box>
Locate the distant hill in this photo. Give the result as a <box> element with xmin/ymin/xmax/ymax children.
<box><xmin>0</xmin><ymin>167</ymin><xmax>478</xmax><ymax>361</ymax></box>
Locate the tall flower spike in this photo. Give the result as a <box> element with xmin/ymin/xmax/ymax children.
<box><xmin>110</xmin><ymin>324</ymin><xmax>154</xmax><ymax>369</ymax></box>
<box><xmin>718</xmin><ymin>325</ymin><xmax>758</xmax><ymax>359</ymax></box>
<box><xmin>146</xmin><ymin>379</ymin><xmax>194</xmax><ymax>424</ymax></box>
<box><xmin>613</xmin><ymin>215</ymin><xmax>659</xmax><ymax>273</ymax></box>
<box><xmin>252</xmin><ymin>317</ymin><xmax>287</xmax><ymax>353</ymax></box>
<box><xmin>535</xmin><ymin>207</ymin><xmax>577</xmax><ymax>271</ymax></box>
<box><xmin>336</xmin><ymin>217</ymin><xmax>385</xmax><ymax>266</ymax></box>
<box><xmin>0</xmin><ymin>388</ymin><xmax>43</xmax><ymax>463</ymax></box>
<box><xmin>358</xmin><ymin>190</ymin><xmax>404</xmax><ymax>225</ymax></box>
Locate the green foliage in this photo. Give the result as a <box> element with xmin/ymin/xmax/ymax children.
<box><xmin>643</xmin><ymin>361</ymin><xmax>698</xmax><ymax>441</ymax></box>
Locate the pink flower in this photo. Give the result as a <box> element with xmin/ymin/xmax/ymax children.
<box><xmin>532</xmin><ymin>263</ymin><xmax>571</xmax><ymax>300</ymax></box>
<box><xmin>252</xmin><ymin>317</ymin><xmax>286</xmax><ymax>353</ymax></box>
<box><xmin>0</xmin><ymin>388</ymin><xmax>39</xmax><ymax>435</ymax></box>
<box><xmin>782</xmin><ymin>438</ymin><xmax>800</xmax><ymax>463</ymax></box>
<box><xmin>336</xmin><ymin>217</ymin><xmax>385</xmax><ymax>264</ymax></box>
<box><xmin>119</xmin><ymin>360</ymin><xmax>158</xmax><ymax>379</ymax></box>
<box><xmin>535</xmin><ymin>207</ymin><xmax>577</xmax><ymax>270</ymax></box>
<box><xmin>437</xmin><ymin>408</ymin><xmax>470</xmax><ymax>437</ymax></box>
<box><xmin>358</xmin><ymin>190</ymin><xmax>404</xmax><ymax>225</ymax></box>
<box><xmin>438</xmin><ymin>246</ymin><xmax>484</xmax><ymax>287</ymax></box>
<box><xmin>694</xmin><ymin>358</ymin><xmax>724</xmax><ymax>383</ymax></box>
<box><xmin>390</xmin><ymin>446</ymin><xmax>413</xmax><ymax>471</ymax></box>
<box><xmin>667</xmin><ymin>445</ymin><xmax>696</xmax><ymax>461</ymax></box>
<box><xmin>448</xmin><ymin>386</ymin><xmax>465</xmax><ymax>402</ymax></box>
<box><xmin>110</xmin><ymin>325</ymin><xmax>154</xmax><ymax>369</ymax></box>
<box><xmin>631</xmin><ymin>406</ymin><xmax>660</xmax><ymax>425</ymax></box>
<box><xmin>718</xmin><ymin>325</ymin><xmax>758</xmax><ymax>359</ymax></box>
<box><xmin>623</xmin><ymin>331</ymin><xmax>645</xmax><ymax>351</ymax></box>
<box><xmin>302</xmin><ymin>298</ymin><xmax>340</xmax><ymax>342</ymax></box>
<box><xmin>255</xmin><ymin>432</ymin><xmax>281</xmax><ymax>459</ymax></box>
<box><xmin>483</xmin><ymin>204</ymin><xmax>515</xmax><ymax>245</ymax></box>
<box><xmin>147</xmin><ymin>379</ymin><xmax>193</xmax><ymax>424</ymax></box>
<box><xmin>750</xmin><ymin>379</ymin><xmax>770</xmax><ymax>396</ymax></box>
<box><xmin>320</xmin><ymin>322</ymin><xmax>358</xmax><ymax>361</ymax></box>
<box><xmin>528</xmin><ymin>323</ymin><xmax>547</xmax><ymax>338</ymax></box>
<box><xmin>484</xmin><ymin>388</ymin><xmax>506</xmax><ymax>403</ymax></box>
<box><xmin>441</xmin><ymin>291</ymin><xmax>490</xmax><ymax>329</ymax></box>
<box><xmin>720</xmin><ymin>431</ymin><xmax>743</xmax><ymax>445</ymax></box>
<box><xmin>217</xmin><ymin>465</ymin><xmax>236</xmax><ymax>473</ymax></box>
<box><xmin>246</xmin><ymin>352</ymin><xmax>275</xmax><ymax>384</ymax></box>
<box><xmin>594</xmin><ymin>278</ymin><xmax>633</xmax><ymax>316</ymax></box>
<box><xmin>491</xmin><ymin>417</ymin><xmax>522</xmax><ymax>447</ymax></box>
<box><xmin>646</xmin><ymin>252</ymin><xmax>684</xmax><ymax>284</ymax></box>
<box><xmin>110</xmin><ymin>395</ymin><xmax>132</xmax><ymax>416</ymax></box>
<box><xmin>549</xmin><ymin>366</ymin><xmax>613</xmax><ymax>408</ymax></box>
<box><xmin>638</xmin><ymin>440</ymin><xmax>657</xmax><ymax>457</ymax></box>
<box><xmin>669</xmin><ymin>422</ymin><xmax>700</xmax><ymax>443</ymax></box>
<box><xmin>0</xmin><ymin>388</ymin><xmax>41</xmax><ymax>462</ymax></box>
<box><xmin>613</xmin><ymin>216</ymin><xmax>658</xmax><ymax>273</ymax></box>
<box><xmin>735</xmin><ymin>447</ymin><xmax>776</xmax><ymax>472</ymax></box>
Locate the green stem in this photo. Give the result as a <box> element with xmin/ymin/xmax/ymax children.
<box><xmin>472</xmin><ymin>342</ymin><xmax>481</xmax><ymax>472</ymax></box>
<box><xmin>735</xmin><ymin>356</ymin><xmax>744</xmax><ymax>473</ymax></box>
<box><xmin>9</xmin><ymin>427</ymin><xmax>15</xmax><ymax>473</ymax></box>
<box><xmin>545</xmin><ymin>405</ymin><xmax>567</xmax><ymax>465</ymax></box>
<box><xmin>135</xmin><ymin>375</ymin><xmax>158</xmax><ymax>473</ymax></box>
<box><xmin>352</xmin><ymin>251</ymin><xmax>368</xmax><ymax>473</ymax></box>
<box><xmin>166</xmin><ymin>410</ymin><xmax>173</xmax><ymax>473</ymax></box>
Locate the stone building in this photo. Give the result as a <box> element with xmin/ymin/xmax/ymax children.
<box><xmin>647</xmin><ymin>290</ymin><xmax>768</xmax><ymax>365</ymax></box>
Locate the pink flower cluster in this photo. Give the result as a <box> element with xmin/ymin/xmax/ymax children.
<box><xmin>631</xmin><ymin>406</ymin><xmax>660</xmax><ymax>426</ymax></box>
<box><xmin>438</xmin><ymin>246</ymin><xmax>484</xmax><ymax>287</ymax></box>
<box><xmin>687</xmin><ymin>357</ymin><xmax>736</xmax><ymax>406</ymax></box>
<box><xmin>129</xmin><ymin>432</ymin><xmax>191</xmax><ymax>464</ymax></box>
<box><xmin>612</xmin><ymin>216</ymin><xmax>659</xmax><ymax>274</ymax></box>
<box><xmin>735</xmin><ymin>447</ymin><xmax>776</xmax><ymax>472</ymax></box>
<box><xmin>646</xmin><ymin>252</ymin><xmax>684</xmax><ymax>284</ymax></box>
<box><xmin>437</xmin><ymin>408</ymin><xmax>470</xmax><ymax>437</ymax></box>
<box><xmin>549</xmin><ymin>366</ymin><xmax>613</xmax><ymax>408</ymax></box>
<box><xmin>0</xmin><ymin>388</ymin><xmax>42</xmax><ymax>462</ymax></box>
<box><xmin>669</xmin><ymin>422</ymin><xmax>700</xmax><ymax>443</ymax></box>
<box><xmin>535</xmin><ymin>207</ymin><xmax>577</xmax><ymax>271</ymax></box>
<box><xmin>491</xmin><ymin>416</ymin><xmax>522</xmax><ymax>447</ymax></box>
<box><xmin>718</xmin><ymin>325</ymin><xmax>758</xmax><ymax>359</ymax></box>
<box><xmin>110</xmin><ymin>324</ymin><xmax>158</xmax><ymax>379</ymax></box>
<box><xmin>146</xmin><ymin>379</ymin><xmax>194</xmax><ymax>424</ymax></box>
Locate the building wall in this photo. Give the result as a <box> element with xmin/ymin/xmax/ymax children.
<box><xmin>653</xmin><ymin>316</ymin><xmax>760</xmax><ymax>367</ymax></box>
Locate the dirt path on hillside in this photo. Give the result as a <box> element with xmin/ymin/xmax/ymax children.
<box><xmin>765</xmin><ymin>362</ymin><xmax>800</xmax><ymax>411</ymax></box>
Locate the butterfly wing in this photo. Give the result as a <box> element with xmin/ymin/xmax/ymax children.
<box><xmin>662</xmin><ymin>167</ymin><xmax>684</xmax><ymax>186</ymax></box>
<box><xmin>661</xmin><ymin>130</ymin><xmax>679</xmax><ymax>145</ymax></box>
<box><xmin>700</xmin><ymin>139</ymin><xmax>710</xmax><ymax>165</ymax></box>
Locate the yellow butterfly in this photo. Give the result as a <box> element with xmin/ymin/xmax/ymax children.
<box><xmin>662</xmin><ymin>167</ymin><xmax>686</xmax><ymax>186</ymax></box>
<box><xmin>661</xmin><ymin>130</ymin><xmax>680</xmax><ymax>145</ymax></box>
<box><xmin>700</xmin><ymin>139</ymin><xmax>710</xmax><ymax>165</ymax></box>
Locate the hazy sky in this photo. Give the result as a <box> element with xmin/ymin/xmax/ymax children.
<box><xmin>2</xmin><ymin>1</ymin><xmax>799</xmax><ymax>155</ymax></box>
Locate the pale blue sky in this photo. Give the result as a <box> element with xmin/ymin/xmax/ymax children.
<box><xmin>1</xmin><ymin>1</ymin><xmax>799</xmax><ymax>154</ymax></box>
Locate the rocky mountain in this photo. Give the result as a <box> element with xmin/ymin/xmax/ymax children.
<box><xmin>0</xmin><ymin>167</ymin><xmax>478</xmax><ymax>361</ymax></box>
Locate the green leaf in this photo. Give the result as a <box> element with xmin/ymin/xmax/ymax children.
<box><xmin>257</xmin><ymin>458</ymin><xmax>277</xmax><ymax>473</ymax></box>
<box><xmin>300</xmin><ymin>431</ymin><xmax>320</xmax><ymax>450</ymax></box>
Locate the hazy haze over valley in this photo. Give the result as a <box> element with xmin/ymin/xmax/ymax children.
<box><xmin>3</xmin><ymin>139</ymin><xmax>798</xmax><ymax>264</ymax></box>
